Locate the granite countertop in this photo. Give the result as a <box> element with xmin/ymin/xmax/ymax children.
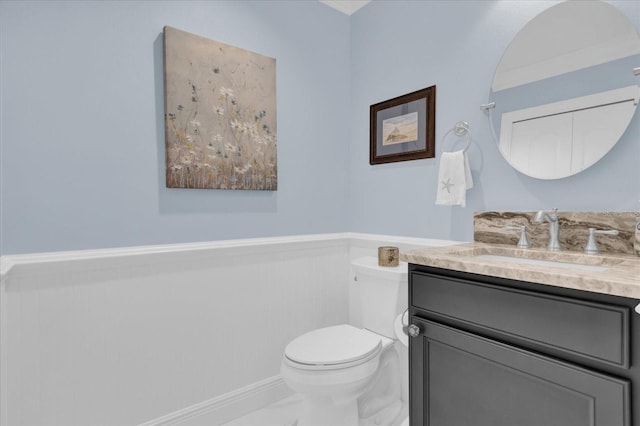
<box><xmin>401</xmin><ymin>242</ymin><xmax>640</xmax><ymax>299</ymax></box>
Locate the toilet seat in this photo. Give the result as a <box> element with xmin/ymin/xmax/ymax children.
<box><xmin>284</xmin><ymin>324</ymin><xmax>383</xmax><ymax>370</ymax></box>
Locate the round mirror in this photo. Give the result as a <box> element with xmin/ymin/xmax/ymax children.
<box><xmin>488</xmin><ymin>0</ymin><xmax>640</xmax><ymax>180</ymax></box>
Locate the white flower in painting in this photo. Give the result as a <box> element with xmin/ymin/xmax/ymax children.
<box><xmin>263</xmin><ymin>134</ymin><xmax>275</xmax><ymax>145</ymax></box>
<box><xmin>243</xmin><ymin>122</ymin><xmax>257</xmax><ymax>135</ymax></box>
<box><xmin>213</xmin><ymin>105</ymin><xmax>225</xmax><ymax>116</ymax></box>
<box><xmin>230</xmin><ymin>119</ymin><xmax>241</xmax><ymax>131</ymax></box>
<box><xmin>203</xmin><ymin>163</ymin><xmax>212</xmax><ymax>168</ymax></box>
<box><xmin>234</xmin><ymin>166</ymin><xmax>247</xmax><ymax>175</ymax></box>
<box><xmin>225</xmin><ymin>143</ymin><xmax>237</xmax><ymax>152</ymax></box>
<box><xmin>254</xmin><ymin>136</ymin><xmax>267</xmax><ymax>145</ymax></box>
<box><xmin>212</xmin><ymin>134</ymin><xmax>223</xmax><ymax>142</ymax></box>
<box><xmin>189</xmin><ymin>150</ymin><xmax>196</xmax><ymax>155</ymax></box>
<box><xmin>206</xmin><ymin>145</ymin><xmax>216</xmax><ymax>151</ymax></box>
<box><xmin>181</xmin><ymin>157</ymin><xmax>192</xmax><ymax>165</ymax></box>
<box><xmin>171</xmin><ymin>165</ymin><xmax>183</xmax><ymax>171</ymax></box>
<box><xmin>190</xmin><ymin>119</ymin><xmax>201</xmax><ymax>127</ymax></box>
<box><xmin>185</xmin><ymin>134</ymin><xmax>194</xmax><ymax>143</ymax></box>
<box><xmin>207</xmin><ymin>154</ymin><xmax>218</xmax><ymax>160</ymax></box>
<box><xmin>219</xmin><ymin>87</ymin><xmax>235</xmax><ymax>98</ymax></box>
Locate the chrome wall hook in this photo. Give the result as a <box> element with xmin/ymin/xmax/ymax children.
<box><xmin>480</xmin><ymin>102</ymin><xmax>496</xmax><ymax>111</ymax></box>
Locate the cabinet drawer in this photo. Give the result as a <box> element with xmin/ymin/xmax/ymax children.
<box><xmin>411</xmin><ymin>271</ymin><xmax>630</xmax><ymax>368</ymax></box>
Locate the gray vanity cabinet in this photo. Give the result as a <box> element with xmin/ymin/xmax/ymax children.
<box><xmin>408</xmin><ymin>265</ymin><xmax>639</xmax><ymax>426</ymax></box>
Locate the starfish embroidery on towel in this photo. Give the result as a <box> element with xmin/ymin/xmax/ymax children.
<box><xmin>441</xmin><ymin>178</ymin><xmax>454</xmax><ymax>194</ymax></box>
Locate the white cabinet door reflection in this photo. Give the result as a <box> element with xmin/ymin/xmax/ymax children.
<box><xmin>499</xmin><ymin>86</ymin><xmax>639</xmax><ymax>179</ymax></box>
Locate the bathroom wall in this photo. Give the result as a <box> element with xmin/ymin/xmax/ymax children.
<box><xmin>348</xmin><ymin>0</ymin><xmax>640</xmax><ymax>242</ymax></box>
<box><xmin>0</xmin><ymin>1</ymin><xmax>351</xmax><ymax>255</ymax></box>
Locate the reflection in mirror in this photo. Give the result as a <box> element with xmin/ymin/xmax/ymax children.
<box><xmin>488</xmin><ymin>0</ymin><xmax>640</xmax><ymax>180</ymax></box>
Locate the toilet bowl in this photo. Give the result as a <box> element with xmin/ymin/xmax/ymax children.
<box><xmin>394</xmin><ymin>310</ymin><xmax>409</xmax><ymax>402</ymax></box>
<box><xmin>281</xmin><ymin>324</ymin><xmax>395</xmax><ymax>426</ymax></box>
<box><xmin>280</xmin><ymin>257</ymin><xmax>408</xmax><ymax>426</ymax></box>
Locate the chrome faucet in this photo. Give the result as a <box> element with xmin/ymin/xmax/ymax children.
<box><xmin>534</xmin><ymin>208</ymin><xmax>562</xmax><ymax>251</ymax></box>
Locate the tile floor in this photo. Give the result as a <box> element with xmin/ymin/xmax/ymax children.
<box><xmin>221</xmin><ymin>395</ymin><xmax>408</xmax><ymax>426</ymax></box>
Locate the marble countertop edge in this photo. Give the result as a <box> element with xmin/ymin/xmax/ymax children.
<box><xmin>401</xmin><ymin>242</ymin><xmax>640</xmax><ymax>299</ymax></box>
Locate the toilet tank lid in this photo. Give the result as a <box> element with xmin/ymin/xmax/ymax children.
<box><xmin>284</xmin><ymin>324</ymin><xmax>381</xmax><ymax>367</ymax></box>
<box><xmin>351</xmin><ymin>256</ymin><xmax>408</xmax><ymax>279</ymax></box>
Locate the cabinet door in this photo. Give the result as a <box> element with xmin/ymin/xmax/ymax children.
<box><xmin>409</xmin><ymin>318</ymin><xmax>630</xmax><ymax>426</ymax></box>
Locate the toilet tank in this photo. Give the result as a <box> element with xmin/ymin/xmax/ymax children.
<box><xmin>352</xmin><ymin>256</ymin><xmax>408</xmax><ymax>338</ymax></box>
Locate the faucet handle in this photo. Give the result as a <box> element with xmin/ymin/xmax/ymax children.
<box><xmin>504</xmin><ymin>225</ymin><xmax>530</xmax><ymax>249</ymax></box>
<box><xmin>584</xmin><ymin>228</ymin><xmax>619</xmax><ymax>254</ymax></box>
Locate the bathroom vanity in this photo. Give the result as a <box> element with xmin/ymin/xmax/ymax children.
<box><xmin>403</xmin><ymin>244</ymin><xmax>640</xmax><ymax>426</ymax></box>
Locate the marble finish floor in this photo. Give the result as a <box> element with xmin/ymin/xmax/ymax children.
<box><xmin>221</xmin><ymin>394</ymin><xmax>408</xmax><ymax>426</ymax></box>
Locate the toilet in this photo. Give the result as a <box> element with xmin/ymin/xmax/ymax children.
<box><xmin>280</xmin><ymin>256</ymin><xmax>409</xmax><ymax>426</ymax></box>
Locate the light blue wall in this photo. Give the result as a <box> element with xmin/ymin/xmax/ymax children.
<box><xmin>2</xmin><ymin>1</ymin><xmax>639</xmax><ymax>255</ymax></box>
<box><xmin>349</xmin><ymin>0</ymin><xmax>640</xmax><ymax>242</ymax></box>
<box><xmin>0</xmin><ymin>1</ymin><xmax>351</xmax><ymax>254</ymax></box>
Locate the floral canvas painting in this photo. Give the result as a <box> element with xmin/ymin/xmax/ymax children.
<box><xmin>163</xmin><ymin>26</ymin><xmax>277</xmax><ymax>190</ymax></box>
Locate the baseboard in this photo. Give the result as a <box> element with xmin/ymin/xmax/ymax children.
<box><xmin>138</xmin><ymin>375</ymin><xmax>293</xmax><ymax>426</ymax></box>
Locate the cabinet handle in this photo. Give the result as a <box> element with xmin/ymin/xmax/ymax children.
<box><xmin>408</xmin><ymin>324</ymin><xmax>421</xmax><ymax>338</ymax></box>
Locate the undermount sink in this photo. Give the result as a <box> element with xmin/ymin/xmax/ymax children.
<box><xmin>474</xmin><ymin>254</ymin><xmax>610</xmax><ymax>272</ymax></box>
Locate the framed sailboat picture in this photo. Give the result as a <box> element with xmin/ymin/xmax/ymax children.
<box><xmin>370</xmin><ymin>86</ymin><xmax>435</xmax><ymax>165</ymax></box>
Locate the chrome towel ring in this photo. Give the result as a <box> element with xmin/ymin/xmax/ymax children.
<box><xmin>440</xmin><ymin>121</ymin><xmax>472</xmax><ymax>153</ymax></box>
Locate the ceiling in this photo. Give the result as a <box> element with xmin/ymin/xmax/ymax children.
<box><xmin>319</xmin><ymin>0</ymin><xmax>371</xmax><ymax>16</ymax></box>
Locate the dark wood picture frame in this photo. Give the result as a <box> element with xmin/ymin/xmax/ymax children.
<box><xmin>370</xmin><ymin>86</ymin><xmax>436</xmax><ymax>165</ymax></box>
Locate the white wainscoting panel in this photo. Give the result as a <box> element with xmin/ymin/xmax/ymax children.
<box><xmin>0</xmin><ymin>275</ymin><xmax>7</xmax><ymax>426</ymax></box>
<box><xmin>0</xmin><ymin>233</ymin><xmax>460</xmax><ymax>426</ymax></box>
<box><xmin>0</xmin><ymin>234</ymin><xmax>350</xmax><ymax>426</ymax></box>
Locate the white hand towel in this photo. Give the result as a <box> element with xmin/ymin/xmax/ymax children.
<box><xmin>435</xmin><ymin>150</ymin><xmax>473</xmax><ymax>207</ymax></box>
